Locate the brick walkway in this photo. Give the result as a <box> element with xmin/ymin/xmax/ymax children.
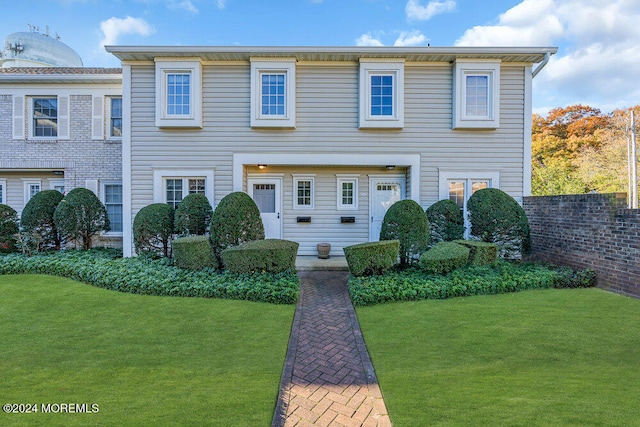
<box><xmin>272</xmin><ymin>271</ymin><xmax>391</xmax><ymax>427</ymax></box>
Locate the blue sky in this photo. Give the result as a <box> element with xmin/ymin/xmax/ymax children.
<box><xmin>2</xmin><ymin>0</ymin><xmax>639</xmax><ymax>115</ymax></box>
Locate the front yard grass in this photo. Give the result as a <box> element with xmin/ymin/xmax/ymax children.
<box><xmin>0</xmin><ymin>274</ymin><xmax>295</xmax><ymax>426</ymax></box>
<box><xmin>357</xmin><ymin>288</ymin><xmax>640</xmax><ymax>426</ymax></box>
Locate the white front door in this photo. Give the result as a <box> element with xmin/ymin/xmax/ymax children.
<box><xmin>369</xmin><ymin>177</ymin><xmax>405</xmax><ymax>241</ymax></box>
<box><xmin>248</xmin><ymin>178</ymin><xmax>282</xmax><ymax>239</ymax></box>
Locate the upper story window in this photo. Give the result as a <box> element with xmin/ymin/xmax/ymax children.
<box><xmin>109</xmin><ymin>97</ymin><xmax>123</xmax><ymax>138</ymax></box>
<box><xmin>453</xmin><ymin>59</ymin><xmax>500</xmax><ymax>129</ymax></box>
<box><xmin>250</xmin><ymin>58</ymin><xmax>296</xmax><ymax>128</ymax></box>
<box><xmin>359</xmin><ymin>60</ymin><xmax>404</xmax><ymax>129</ymax></box>
<box><xmin>155</xmin><ymin>59</ymin><xmax>202</xmax><ymax>128</ymax></box>
<box><xmin>33</xmin><ymin>98</ymin><xmax>58</xmax><ymax>137</ymax></box>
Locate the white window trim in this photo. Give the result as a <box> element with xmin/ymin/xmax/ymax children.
<box><xmin>107</xmin><ymin>96</ymin><xmax>123</xmax><ymax>140</ymax></box>
<box><xmin>0</xmin><ymin>179</ymin><xmax>6</xmax><ymax>204</ymax></box>
<box><xmin>359</xmin><ymin>59</ymin><xmax>404</xmax><ymax>129</ymax></box>
<box><xmin>452</xmin><ymin>59</ymin><xmax>500</xmax><ymax>129</ymax></box>
<box><xmin>292</xmin><ymin>174</ymin><xmax>315</xmax><ymax>210</ymax></box>
<box><xmin>336</xmin><ymin>174</ymin><xmax>359</xmax><ymax>210</ymax></box>
<box><xmin>22</xmin><ymin>179</ymin><xmax>42</xmax><ymax>205</ymax></box>
<box><xmin>152</xmin><ymin>169</ymin><xmax>214</xmax><ymax>207</ymax></box>
<box><xmin>101</xmin><ymin>181</ymin><xmax>123</xmax><ymax>236</ymax></box>
<box><xmin>29</xmin><ymin>96</ymin><xmax>59</xmax><ymax>140</ymax></box>
<box><xmin>49</xmin><ymin>179</ymin><xmax>65</xmax><ymax>193</ymax></box>
<box><xmin>250</xmin><ymin>58</ymin><xmax>296</xmax><ymax>128</ymax></box>
<box><xmin>155</xmin><ymin>59</ymin><xmax>202</xmax><ymax>128</ymax></box>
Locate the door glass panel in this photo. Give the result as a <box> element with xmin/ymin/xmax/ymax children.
<box><xmin>253</xmin><ymin>184</ymin><xmax>276</xmax><ymax>213</ymax></box>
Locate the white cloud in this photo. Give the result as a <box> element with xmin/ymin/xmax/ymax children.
<box><xmin>394</xmin><ymin>31</ymin><xmax>427</xmax><ymax>47</ymax></box>
<box><xmin>217</xmin><ymin>0</ymin><xmax>227</xmax><ymax>9</ymax></box>
<box><xmin>406</xmin><ymin>0</ymin><xmax>456</xmax><ymax>21</ymax></box>
<box><xmin>99</xmin><ymin>16</ymin><xmax>155</xmax><ymax>48</ymax></box>
<box><xmin>168</xmin><ymin>0</ymin><xmax>199</xmax><ymax>14</ymax></box>
<box><xmin>456</xmin><ymin>0</ymin><xmax>640</xmax><ymax>112</ymax></box>
<box><xmin>356</xmin><ymin>33</ymin><xmax>384</xmax><ymax>47</ymax></box>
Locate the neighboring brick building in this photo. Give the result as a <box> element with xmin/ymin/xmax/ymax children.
<box><xmin>0</xmin><ymin>67</ymin><xmax>123</xmax><ymax>247</ymax></box>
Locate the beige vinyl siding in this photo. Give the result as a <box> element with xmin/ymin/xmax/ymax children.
<box><xmin>0</xmin><ymin>172</ymin><xmax>59</xmax><ymax>216</ymax></box>
<box><xmin>127</xmin><ymin>59</ymin><xmax>528</xmax><ymax>250</ymax></box>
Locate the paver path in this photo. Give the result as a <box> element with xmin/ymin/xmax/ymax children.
<box><xmin>272</xmin><ymin>271</ymin><xmax>391</xmax><ymax>427</ymax></box>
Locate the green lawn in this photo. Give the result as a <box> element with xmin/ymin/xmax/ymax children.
<box><xmin>0</xmin><ymin>274</ymin><xmax>295</xmax><ymax>426</ymax></box>
<box><xmin>357</xmin><ymin>288</ymin><xmax>640</xmax><ymax>426</ymax></box>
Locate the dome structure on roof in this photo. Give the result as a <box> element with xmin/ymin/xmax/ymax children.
<box><xmin>0</xmin><ymin>30</ymin><xmax>83</xmax><ymax>68</ymax></box>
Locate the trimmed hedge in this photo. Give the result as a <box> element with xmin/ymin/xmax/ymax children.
<box><xmin>343</xmin><ymin>240</ymin><xmax>399</xmax><ymax>277</ymax></box>
<box><xmin>0</xmin><ymin>204</ymin><xmax>19</xmax><ymax>253</ymax></box>
<box><xmin>0</xmin><ymin>249</ymin><xmax>299</xmax><ymax>304</ymax></box>
<box><xmin>453</xmin><ymin>240</ymin><xmax>498</xmax><ymax>265</ymax></box>
<box><xmin>348</xmin><ymin>260</ymin><xmax>596</xmax><ymax>306</ymax></box>
<box><xmin>54</xmin><ymin>188</ymin><xmax>110</xmax><ymax>250</ymax></box>
<box><xmin>172</xmin><ymin>235</ymin><xmax>218</xmax><ymax>271</ymax></box>
<box><xmin>467</xmin><ymin>188</ymin><xmax>531</xmax><ymax>260</ymax></box>
<box><xmin>20</xmin><ymin>189</ymin><xmax>64</xmax><ymax>252</ymax></box>
<box><xmin>210</xmin><ymin>192</ymin><xmax>265</xmax><ymax>265</ymax></box>
<box><xmin>380</xmin><ymin>199</ymin><xmax>430</xmax><ymax>266</ymax></box>
<box><xmin>133</xmin><ymin>203</ymin><xmax>175</xmax><ymax>257</ymax></box>
<box><xmin>221</xmin><ymin>239</ymin><xmax>298</xmax><ymax>274</ymax></box>
<box><xmin>174</xmin><ymin>193</ymin><xmax>213</xmax><ymax>236</ymax></box>
<box><xmin>426</xmin><ymin>199</ymin><xmax>465</xmax><ymax>243</ymax></box>
<box><xmin>419</xmin><ymin>241</ymin><xmax>470</xmax><ymax>275</ymax></box>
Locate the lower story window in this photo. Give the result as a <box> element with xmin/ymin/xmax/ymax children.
<box><xmin>0</xmin><ymin>180</ymin><xmax>5</xmax><ymax>204</ymax></box>
<box><xmin>166</xmin><ymin>177</ymin><xmax>206</xmax><ymax>209</ymax></box>
<box><xmin>293</xmin><ymin>176</ymin><xmax>314</xmax><ymax>209</ymax></box>
<box><xmin>337</xmin><ymin>176</ymin><xmax>358</xmax><ymax>210</ymax></box>
<box><xmin>24</xmin><ymin>181</ymin><xmax>41</xmax><ymax>204</ymax></box>
<box><xmin>448</xmin><ymin>179</ymin><xmax>489</xmax><ymax>210</ymax></box>
<box><xmin>103</xmin><ymin>183</ymin><xmax>123</xmax><ymax>233</ymax></box>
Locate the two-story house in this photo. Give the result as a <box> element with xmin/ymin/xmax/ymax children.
<box><xmin>106</xmin><ymin>46</ymin><xmax>556</xmax><ymax>257</ymax></box>
<box><xmin>0</xmin><ymin>67</ymin><xmax>124</xmax><ymax>247</ymax></box>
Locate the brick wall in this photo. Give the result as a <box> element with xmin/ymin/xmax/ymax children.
<box><xmin>523</xmin><ymin>193</ymin><xmax>640</xmax><ymax>297</ymax></box>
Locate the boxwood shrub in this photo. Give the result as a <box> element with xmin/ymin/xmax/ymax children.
<box><xmin>221</xmin><ymin>239</ymin><xmax>298</xmax><ymax>274</ymax></box>
<box><xmin>426</xmin><ymin>199</ymin><xmax>464</xmax><ymax>243</ymax></box>
<box><xmin>419</xmin><ymin>241</ymin><xmax>470</xmax><ymax>274</ymax></box>
<box><xmin>453</xmin><ymin>240</ymin><xmax>498</xmax><ymax>265</ymax></box>
<box><xmin>380</xmin><ymin>200</ymin><xmax>430</xmax><ymax>266</ymax></box>
<box><xmin>0</xmin><ymin>204</ymin><xmax>19</xmax><ymax>253</ymax></box>
<box><xmin>172</xmin><ymin>235</ymin><xmax>218</xmax><ymax>271</ymax></box>
<box><xmin>54</xmin><ymin>188</ymin><xmax>110</xmax><ymax>250</ymax></box>
<box><xmin>174</xmin><ymin>193</ymin><xmax>213</xmax><ymax>236</ymax></box>
<box><xmin>343</xmin><ymin>240</ymin><xmax>399</xmax><ymax>277</ymax></box>
<box><xmin>20</xmin><ymin>189</ymin><xmax>64</xmax><ymax>252</ymax></box>
<box><xmin>0</xmin><ymin>249</ymin><xmax>299</xmax><ymax>304</ymax></box>
<box><xmin>133</xmin><ymin>203</ymin><xmax>175</xmax><ymax>257</ymax></box>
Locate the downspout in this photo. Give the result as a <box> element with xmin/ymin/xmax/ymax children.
<box><xmin>532</xmin><ymin>52</ymin><xmax>551</xmax><ymax>78</ymax></box>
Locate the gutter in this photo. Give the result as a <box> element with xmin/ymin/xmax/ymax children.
<box><xmin>532</xmin><ymin>52</ymin><xmax>551</xmax><ymax>78</ymax></box>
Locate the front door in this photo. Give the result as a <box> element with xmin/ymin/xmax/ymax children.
<box><xmin>369</xmin><ymin>177</ymin><xmax>405</xmax><ymax>241</ymax></box>
<box><xmin>248</xmin><ymin>178</ymin><xmax>282</xmax><ymax>239</ymax></box>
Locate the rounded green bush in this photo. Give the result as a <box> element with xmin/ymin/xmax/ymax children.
<box><xmin>20</xmin><ymin>189</ymin><xmax>64</xmax><ymax>251</ymax></box>
<box><xmin>467</xmin><ymin>188</ymin><xmax>531</xmax><ymax>259</ymax></box>
<box><xmin>419</xmin><ymin>241</ymin><xmax>470</xmax><ymax>274</ymax></box>
<box><xmin>0</xmin><ymin>204</ymin><xmax>19</xmax><ymax>253</ymax></box>
<box><xmin>54</xmin><ymin>188</ymin><xmax>110</xmax><ymax>250</ymax></box>
<box><xmin>133</xmin><ymin>203</ymin><xmax>175</xmax><ymax>257</ymax></box>
<box><xmin>380</xmin><ymin>199</ymin><xmax>430</xmax><ymax>266</ymax></box>
<box><xmin>174</xmin><ymin>193</ymin><xmax>213</xmax><ymax>236</ymax></box>
<box><xmin>210</xmin><ymin>192</ymin><xmax>265</xmax><ymax>265</ymax></box>
<box><xmin>426</xmin><ymin>199</ymin><xmax>464</xmax><ymax>243</ymax></box>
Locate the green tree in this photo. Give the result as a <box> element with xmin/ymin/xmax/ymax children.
<box><xmin>380</xmin><ymin>199</ymin><xmax>430</xmax><ymax>266</ymax></box>
<box><xmin>54</xmin><ymin>188</ymin><xmax>110</xmax><ymax>250</ymax></box>
<box><xmin>20</xmin><ymin>190</ymin><xmax>64</xmax><ymax>251</ymax></box>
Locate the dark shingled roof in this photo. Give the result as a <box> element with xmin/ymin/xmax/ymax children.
<box><xmin>0</xmin><ymin>67</ymin><xmax>122</xmax><ymax>74</ymax></box>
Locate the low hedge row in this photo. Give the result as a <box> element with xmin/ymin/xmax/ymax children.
<box><xmin>343</xmin><ymin>240</ymin><xmax>399</xmax><ymax>276</ymax></box>
<box><xmin>419</xmin><ymin>241</ymin><xmax>470</xmax><ymax>274</ymax></box>
<box><xmin>452</xmin><ymin>240</ymin><xmax>498</xmax><ymax>265</ymax></box>
<box><xmin>348</xmin><ymin>260</ymin><xmax>596</xmax><ymax>306</ymax></box>
<box><xmin>221</xmin><ymin>239</ymin><xmax>298</xmax><ymax>274</ymax></box>
<box><xmin>0</xmin><ymin>249</ymin><xmax>298</xmax><ymax>304</ymax></box>
<box><xmin>172</xmin><ymin>235</ymin><xmax>218</xmax><ymax>271</ymax></box>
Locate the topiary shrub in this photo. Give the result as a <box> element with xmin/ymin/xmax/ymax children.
<box><xmin>426</xmin><ymin>199</ymin><xmax>464</xmax><ymax>243</ymax></box>
<box><xmin>419</xmin><ymin>241</ymin><xmax>470</xmax><ymax>274</ymax></box>
<box><xmin>0</xmin><ymin>204</ymin><xmax>19</xmax><ymax>253</ymax></box>
<box><xmin>133</xmin><ymin>203</ymin><xmax>175</xmax><ymax>257</ymax></box>
<box><xmin>210</xmin><ymin>192</ymin><xmax>265</xmax><ymax>265</ymax></box>
<box><xmin>174</xmin><ymin>193</ymin><xmax>213</xmax><ymax>236</ymax></box>
<box><xmin>453</xmin><ymin>240</ymin><xmax>498</xmax><ymax>266</ymax></box>
<box><xmin>172</xmin><ymin>235</ymin><xmax>218</xmax><ymax>271</ymax></box>
<box><xmin>379</xmin><ymin>199</ymin><xmax>430</xmax><ymax>266</ymax></box>
<box><xmin>343</xmin><ymin>240</ymin><xmax>399</xmax><ymax>277</ymax></box>
<box><xmin>54</xmin><ymin>188</ymin><xmax>110</xmax><ymax>250</ymax></box>
<box><xmin>20</xmin><ymin>189</ymin><xmax>64</xmax><ymax>252</ymax></box>
<box><xmin>221</xmin><ymin>239</ymin><xmax>298</xmax><ymax>274</ymax></box>
<box><xmin>467</xmin><ymin>188</ymin><xmax>531</xmax><ymax>260</ymax></box>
